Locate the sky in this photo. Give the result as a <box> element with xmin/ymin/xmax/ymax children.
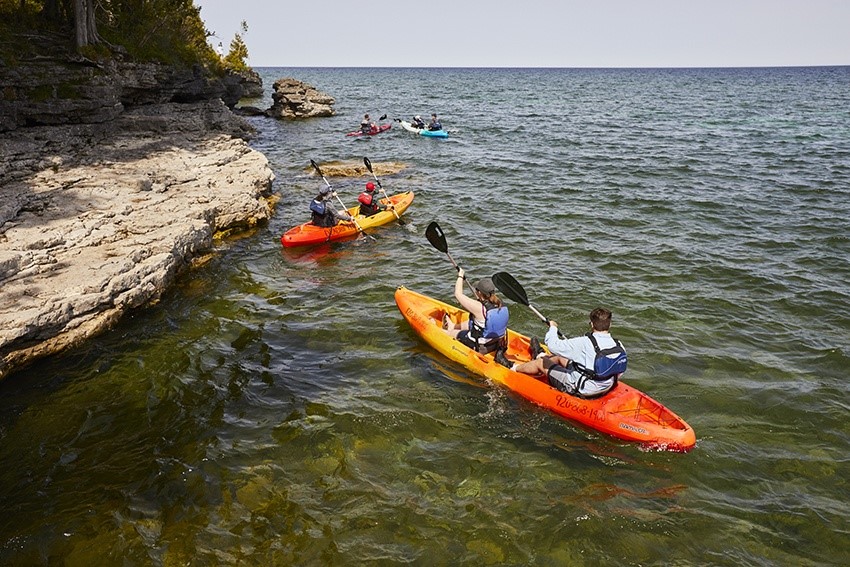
<box><xmin>194</xmin><ymin>0</ymin><xmax>850</xmax><ymax>68</ymax></box>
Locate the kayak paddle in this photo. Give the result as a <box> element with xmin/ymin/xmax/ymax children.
<box><xmin>425</xmin><ymin>221</ymin><xmax>478</xmax><ymax>295</ymax></box>
<box><xmin>310</xmin><ymin>159</ymin><xmax>374</xmax><ymax>241</ymax></box>
<box><xmin>363</xmin><ymin>156</ymin><xmax>404</xmax><ymax>225</ymax></box>
<box><xmin>492</xmin><ymin>271</ymin><xmax>565</xmax><ymax>339</ymax></box>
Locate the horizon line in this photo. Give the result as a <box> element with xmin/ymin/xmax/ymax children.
<box><xmin>249</xmin><ymin>64</ymin><xmax>850</xmax><ymax>70</ymax></box>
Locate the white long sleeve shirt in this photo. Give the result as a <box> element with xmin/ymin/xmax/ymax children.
<box><xmin>544</xmin><ymin>326</ymin><xmax>620</xmax><ymax>396</ymax></box>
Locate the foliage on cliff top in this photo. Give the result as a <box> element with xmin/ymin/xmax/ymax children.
<box><xmin>0</xmin><ymin>0</ymin><xmax>226</xmax><ymax>72</ymax></box>
<box><xmin>221</xmin><ymin>21</ymin><xmax>250</xmax><ymax>73</ymax></box>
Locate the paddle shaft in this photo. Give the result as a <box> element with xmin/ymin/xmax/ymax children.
<box><xmin>448</xmin><ymin>252</ymin><xmax>480</xmax><ymax>297</ymax></box>
<box><xmin>526</xmin><ymin>304</ymin><xmax>550</xmax><ymax>325</ymax></box>
<box><xmin>363</xmin><ymin>157</ymin><xmax>403</xmax><ymax>224</ymax></box>
<box><xmin>425</xmin><ymin>222</ymin><xmax>479</xmax><ymax>296</ymax></box>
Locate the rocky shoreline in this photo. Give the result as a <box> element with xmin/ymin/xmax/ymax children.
<box><xmin>0</xmin><ymin>99</ymin><xmax>275</xmax><ymax>380</ymax></box>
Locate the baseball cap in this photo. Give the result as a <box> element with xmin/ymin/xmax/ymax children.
<box><xmin>475</xmin><ymin>277</ymin><xmax>496</xmax><ymax>295</ymax></box>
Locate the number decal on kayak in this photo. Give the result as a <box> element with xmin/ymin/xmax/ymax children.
<box><xmin>406</xmin><ymin>307</ymin><xmax>425</xmax><ymax>328</ymax></box>
<box><xmin>555</xmin><ymin>395</ymin><xmax>606</xmax><ymax>422</ymax></box>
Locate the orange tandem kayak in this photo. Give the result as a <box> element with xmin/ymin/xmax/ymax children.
<box><xmin>281</xmin><ymin>191</ymin><xmax>414</xmax><ymax>248</ymax></box>
<box><xmin>395</xmin><ymin>286</ymin><xmax>696</xmax><ymax>452</ymax></box>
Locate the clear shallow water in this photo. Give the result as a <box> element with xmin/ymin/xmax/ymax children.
<box><xmin>1</xmin><ymin>67</ymin><xmax>849</xmax><ymax>565</ymax></box>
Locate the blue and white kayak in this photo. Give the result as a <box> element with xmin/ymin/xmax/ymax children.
<box><xmin>399</xmin><ymin>120</ymin><xmax>449</xmax><ymax>138</ymax></box>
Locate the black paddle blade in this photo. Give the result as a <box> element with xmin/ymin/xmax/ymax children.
<box><xmin>364</xmin><ymin>157</ymin><xmax>384</xmax><ymax>188</ymax></box>
<box><xmin>492</xmin><ymin>272</ymin><xmax>530</xmax><ymax>307</ymax></box>
<box><xmin>310</xmin><ymin>159</ymin><xmax>323</xmax><ymax>176</ymax></box>
<box><xmin>425</xmin><ymin>222</ymin><xmax>448</xmax><ymax>253</ymax></box>
<box><xmin>379</xmin><ymin>113</ymin><xmax>387</xmax><ymax>121</ymax></box>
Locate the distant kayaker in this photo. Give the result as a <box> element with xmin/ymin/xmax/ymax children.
<box><xmin>412</xmin><ymin>115</ymin><xmax>426</xmax><ymax>129</ymax></box>
<box><xmin>309</xmin><ymin>186</ymin><xmax>353</xmax><ymax>228</ymax></box>
<box><xmin>428</xmin><ymin>113</ymin><xmax>442</xmax><ymax>131</ymax></box>
<box><xmin>511</xmin><ymin>308</ymin><xmax>627</xmax><ymax>398</ymax></box>
<box><xmin>443</xmin><ymin>269</ymin><xmax>509</xmax><ymax>355</ymax></box>
<box><xmin>357</xmin><ymin>182</ymin><xmax>387</xmax><ymax>217</ymax></box>
<box><xmin>360</xmin><ymin>114</ymin><xmax>376</xmax><ymax>134</ymax></box>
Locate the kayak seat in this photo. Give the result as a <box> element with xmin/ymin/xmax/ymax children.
<box><xmin>476</xmin><ymin>335</ymin><xmax>507</xmax><ymax>355</ymax></box>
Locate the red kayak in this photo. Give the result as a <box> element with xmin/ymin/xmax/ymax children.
<box><xmin>346</xmin><ymin>124</ymin><xmax>392</xmax><ymax>137</ymax></box>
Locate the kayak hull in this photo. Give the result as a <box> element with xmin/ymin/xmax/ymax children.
<box><xmin>399</xmin><ymin>120</ymin><xmax>448</xmax><ymax>138</ymax></box>
<box><xmin>281</xmin><ymin>191</ymin><xmax>414</xmax><ymax>248</ymax></box>
<box><xmin>394</xmin><ymin>287</ymin><xmax>696</xmax><ymax>452</ymax></box>
<box><xmin>346</xmin><ymin>124</ymin><xmax>392</xmax><ymax>137</ymax></box>
<box><xmin>421</xmin><ymin>129</ymin><xmax>448</xmax><ymax>138</ymax></box>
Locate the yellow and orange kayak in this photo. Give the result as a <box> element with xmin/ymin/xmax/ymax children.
<box><xmin>395</xmin><ymin>286</ymin><xmax>696</xmax><ymax>452</ymax></box>
<box><xmin>281</xmin><ymin>191</ymin><xmax>414</xmax><ymax>248</ymax></box>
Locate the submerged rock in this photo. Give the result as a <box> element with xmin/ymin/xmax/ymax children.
<box><xmin>309</xmin><ymin>160</ymin><xmax>407</xmax><ymax>178</ymax></box>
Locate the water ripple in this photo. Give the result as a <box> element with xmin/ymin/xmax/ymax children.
<box><xmin>2</xmin><ymin>66</ymin><xmax>849</xmax><ymax>564</ymax></box>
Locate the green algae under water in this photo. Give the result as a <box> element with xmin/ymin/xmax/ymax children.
<box><xmin>1</xmin><ymin>67</ymin><xmax>849</xmax><ymax>565</ymax></box>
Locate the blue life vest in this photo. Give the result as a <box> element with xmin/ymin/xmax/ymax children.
<box><xmin>310</xmin><ymin>198</ymin><xmax>337</xmax><ymax>227</ymax></box>
<box><xmin>470</xmin><ymin>304</ymin><xmax>509</xmax><ymax>342</ymax></box>
<box><xmin>575</xmin><ymin>332</ymin><xmax>627</xmax><ymax>381</ymax></box>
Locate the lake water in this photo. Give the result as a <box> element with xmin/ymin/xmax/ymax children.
<box><xmin>1</xmin><ymin>66</ymin><xmax>849</xmax><ymax>565</ymax></box>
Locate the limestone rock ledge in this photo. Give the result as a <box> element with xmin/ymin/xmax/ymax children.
<box><xmin>267</xmin><ymin>78</ymin><xmax>335</xmax><ymax>119</ymax></box>
<box><xmin>0</xmin><ymin>100</ymin><xmax>275</xmax><ymax>380</ymax></box>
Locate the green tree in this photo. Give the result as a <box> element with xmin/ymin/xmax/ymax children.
<box><xmin>0</xmin><ymin>0</ymin><xmax>223</xmax><ymax>69</ymax></box>
<box><xmin>222</xmin><ymin>20</ymin><xmax>249</xmax><ymax>72</ymax></box>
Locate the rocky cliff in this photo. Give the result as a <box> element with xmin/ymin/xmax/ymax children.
<box><xmin>0</xmin><ymin>53</ymin><xmax>263</xmax><ymax>132</ymax></box>
<box><xmin>0</xmin><ymin>55</ymin><xmax>274</xmax><ymax>380</ymax></box>
<box><xmin>266</xmin><ymin>77</ymin><xmax>335</xmax><ymax>119</ymax></box>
